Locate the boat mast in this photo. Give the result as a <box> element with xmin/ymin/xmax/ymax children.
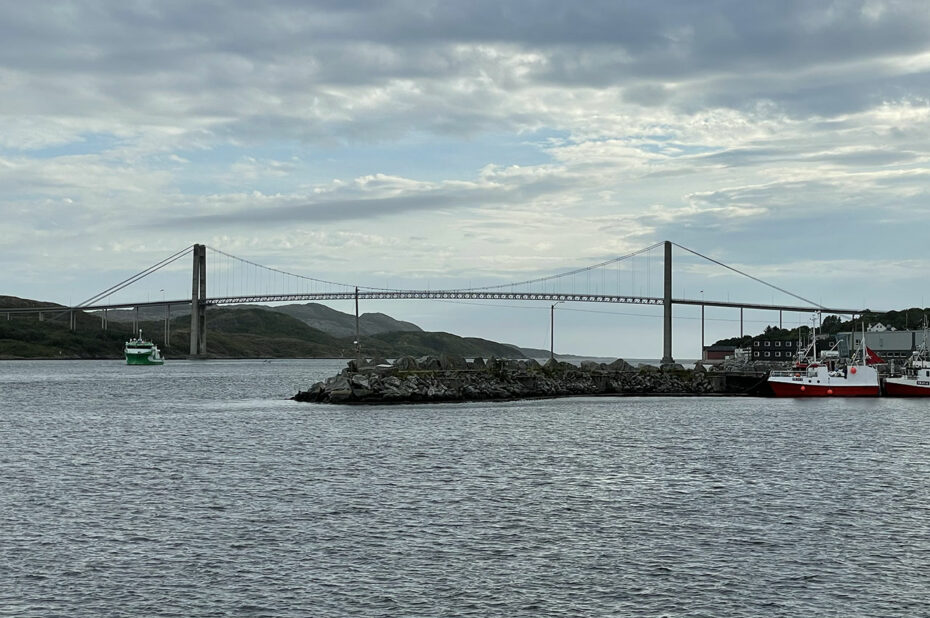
<box><xmin>797</xmin><ymin>326</ymin><xmax>802</xmax><ymax>364</ymax></box>
<box><xmin>812</xmin><ymin>313</ymin><xmax>817</xmax><ymax>363</ymax></box>
<box><xmin>860</xmin><ymin>320</ymin><xmax>866</xmax><ymax>366</ymax></box>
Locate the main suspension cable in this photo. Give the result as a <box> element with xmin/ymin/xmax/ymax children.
<box><xmin>672</xmin><ymin>242</ymin><xmax>824</xmax><ymax>309</ymax></box>
<box><xmin>76</xmin><ymin>245</ymin><xmax>195</xmax><ymax>307</ymax></box>
<box><xmin>207</xmin><ymin>246</ymin><xmax>358</xmax><ymax>291</ymax></box>
<box><xmin>374</xmin><ymin>241</ymin><xmax>665</xmax><ymax>293</ymax></box>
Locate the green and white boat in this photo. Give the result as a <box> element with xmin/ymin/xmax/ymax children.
<box><xmin>124</xmin><ymin>330</ymin><xmax>165</xmax><ymax>365</ymax></box>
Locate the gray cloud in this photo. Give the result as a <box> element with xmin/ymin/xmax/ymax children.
<box><xmin>157</xmin><ymin>191</ymin><xmax>476</xmax><ymax>228</ymax></box>
<box><xmin>696</xmin><ymin>146</ymin><xmax>921</xmax><ymax>168</ymax></box>
<box><xmin>3</xmin><ymin>1</ymin><xmax>930</xmax><ymax>137</ymax></box>
<box><xmin>149</xmin><ymin>168</ymin><xmax>578</xmax><ymax>229</ymax></box>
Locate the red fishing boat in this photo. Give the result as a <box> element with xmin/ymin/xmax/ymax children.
<box><xmin>883</xmin><ymin>319</ymin><xmax>930</xmax><ymax>396</ymax></box>
<box><xmin>883</xmin><ymin>364</ymin><xmax>930</xmax><ymax>396</ymax></box>
<box><xmin>767</xmin><ymin>323</ymin><xmax>881</xmax><ymax>397</ymax></box>
<box><xmin>768</xmin><ymin>362</ymin><xmax>880</xmax><ymax>397</ymax></box>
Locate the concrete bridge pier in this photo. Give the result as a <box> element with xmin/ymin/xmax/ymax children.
<box><xmin>661</xmin><ymin>240</ymin><xmax>675</xmax><ymax>366</ymax></box>
<box><xmin>189</xmin><ymin>244</ymin><xmax>207</xmax><ymax>357</ymax></box>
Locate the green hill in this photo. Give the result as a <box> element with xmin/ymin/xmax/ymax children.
<box><xmin>0</xmin><ymin>298</ymin><xmax>528</xmax><ymax>360</ymax></box>
<box><xmin>0</xmin><ymin>303</ymin><xmax>134</xmax><ymax>359</ymax></box>
<box><xmin>176</xmin><ymin>308</ymin><xmax>526</xmax><ymax>359</ymax></box>
<box><xmin>185</xmin><ymin>308</ymin><xmax>345</xmax><ymax>358</ymax></box>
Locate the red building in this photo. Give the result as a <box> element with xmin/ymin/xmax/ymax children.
<box><xmin>702</xmin><ymin>345</ymin><xmax>736</xmax><ymax>361</ymax></box>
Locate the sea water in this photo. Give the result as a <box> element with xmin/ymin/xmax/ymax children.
<box><xmin>1</xmin><ymin>359</ymin><xmax>928</xmax><ymax>616</ymax></box>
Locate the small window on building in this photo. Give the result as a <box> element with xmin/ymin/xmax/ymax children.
<box><xmin>765</xmin><ymin>351</ymin><xmax>771</xmax><ymax>357</ymax></box>
<box><xmin>775</xmin><ymin>351</ymin><xmax>781</xmax><ymax>357</ymax></box>
<box><xmin>776</xmin><ymin>341</ymin><xmax>781</xmax><ymax>347</ymax></box>
<box><xmin>754</xmin><ymin>341</ymin><xmax>760</xmax><ymax>347</ymax></box>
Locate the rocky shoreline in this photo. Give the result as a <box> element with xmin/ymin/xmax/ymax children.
<box><xmin>293</xmin><ymin>355</ymin><xmax>772</xmax><ymax>404</ymax></box>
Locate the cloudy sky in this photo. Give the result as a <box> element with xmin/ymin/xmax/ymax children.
<box><xmin>3</xmin><ymin>0</ymin><xmax>930</xmax><ymax>357</ymax></box>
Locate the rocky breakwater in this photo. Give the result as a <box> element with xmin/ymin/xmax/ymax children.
<box><xmin>293</xmin><ymin>354</ymin><xmax>726</xmax><ymax>404</ymax></box>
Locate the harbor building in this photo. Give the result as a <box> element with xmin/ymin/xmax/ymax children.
<box><xmin>837</xmin><ymin>327</ymin><xmax>926</xmax><ymax>361</ymax></box>
<box><xmin>749</xmin><ymin>337</ymin><xmax>799</xmax><ymax>361</ymax></box>
<box><xmin>702</xmin><ymin>344</ymin><xmax>737</xmax><ymax>362</ymax></box>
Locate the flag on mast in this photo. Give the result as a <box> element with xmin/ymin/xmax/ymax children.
<box><xmin>865</xmin><ymin>347</ymin><xmax>884</xmax><ymax>365</ymax></box>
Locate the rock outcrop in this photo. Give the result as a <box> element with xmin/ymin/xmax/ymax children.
<box><xmin>293</xmin><ymin>356</ymin><xmax>730</xmax><ymax>404</ymax></box>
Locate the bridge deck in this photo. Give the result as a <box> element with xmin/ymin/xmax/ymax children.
<box><xmin>0</xmin><ymin>292</ymin><xmax>863</xmax><ymax>315</ymax></box>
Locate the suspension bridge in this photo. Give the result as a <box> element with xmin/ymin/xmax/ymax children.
<box><xmin>1</xmin><ymin>241</ymin><xmax>865</xmax><ymax>362</ymax></box>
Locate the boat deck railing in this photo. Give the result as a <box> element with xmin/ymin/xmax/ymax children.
<box><xmin>769</xmin><ymin>369</ymin><xmax>806</xmax><ymax>377</ymax></box>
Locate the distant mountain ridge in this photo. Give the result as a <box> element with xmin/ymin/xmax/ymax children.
<box><xmin>268</xmin><ymin>303</ymin><xmax>422</xmax><ymax>338</ymax></box>
<box><xmin>91</xmin><ymin>302</ymin><xmax>422</xmax><ymax>338</ymax></box>
<box><xmin>0</xmin><ymin>295</ymin><xmax>62</xmax><ymax>309</ymax></box>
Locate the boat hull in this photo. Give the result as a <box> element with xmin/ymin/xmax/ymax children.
<box><xmin>769</xmin><ymin>380</ymin><xmax>879</xmax><ymax>397</ymax></box>
<box><xmin>883</xmin><ymin>378</ymin><xmax>930</xmax><ymax>397</ymax></box>
<box><xmin>126</xmin><ymin>352</ymin><xmax>164</xmax><ymax>365</ymax></box>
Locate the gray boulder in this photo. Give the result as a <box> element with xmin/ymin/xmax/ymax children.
<box><xmin>418</xmin><ymin>356</ymin><xmax>442</xmax><ymax>371</ymax></box>
<box><xmin>394</xmin><ymin>356</ymin><xmax>419</xmax><ymax>371</ymax></box>
<box><xmin>543</xmin><ymin>358</ymin><xmax>563</xmax><ymax>374</ymax></box>
<box><xmin>439</xmin><ymin>353</ymin><xmax>468</xmax><ymax>370</ymax></box>
<box><xmin>328</xmin><ymin>388</ymin><xmax>354</xmax><ymax>403</ymax></box>
<box><xmin>328</xmin><ymin>375</ymin><xmax>351</xmax><ymax>391</ymax></box>
<box><xmin>607</xmin><ymin>358</ymin><xmax>635</xmax><ymax>372</ymax></box>
<box><xmin>350</xmin><ymin>374</ymin><xmax>371</xmax><ymax>390</ymax></box>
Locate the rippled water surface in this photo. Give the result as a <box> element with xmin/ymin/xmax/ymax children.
<box><xmin>2</xmin><ymin>359</ymin><xmax>929</xmax><ymax>616</ymax></box>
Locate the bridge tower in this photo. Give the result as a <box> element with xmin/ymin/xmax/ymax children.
<box><xmin>661</xmin><ymin>240</ymin><xmax>675</xmax><ymax>365</ymax></box>
<box><xmin>189</xmin><ymin>244</ymin><xmax>207</xmax><ymax>357</ymax></box>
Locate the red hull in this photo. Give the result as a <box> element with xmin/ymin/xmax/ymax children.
<box><xmin>769</xmin><ymin>382</ymin><xmax>880</xmax><ymax>397</ymax></box>
<box><xmin>883</xmin><ymin>380</ymin><xmax>930</xmax><ymax>397</ymax></box>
